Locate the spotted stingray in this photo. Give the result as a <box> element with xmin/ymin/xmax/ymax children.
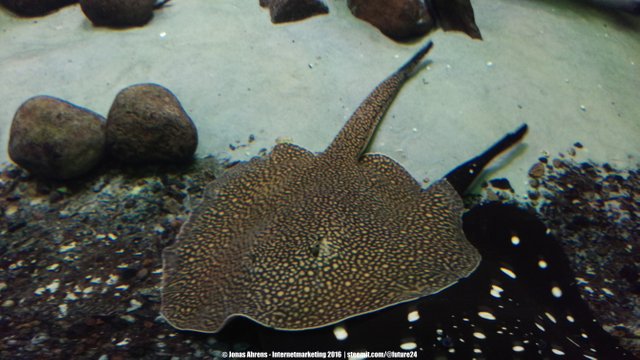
<box><xmin>161</xmin><ymin>41</ymin><xmax>526</xmax><ymax>333</ymax></box>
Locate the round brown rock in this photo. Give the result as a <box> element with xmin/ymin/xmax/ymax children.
<box><xmin>106</xmin><ymin>83</ymin><xmax>198</xmax><ymax>164</ymax></box>
<box><xmin>80</xmin><ymin>0</ymin><xmax>166</xmax><ymax>27</ymax></box>
<box><xmin>347</xmin><ymin>0</ymin><xmax>434</xmax><ymax>42</ymax></box>
<box><xmin>260</xmin><ymin>0</ymin><xmax>329</xmax><ymax>24</ymax></box>
<box><xmin>8</xmin><ymin>96</ymin><xmax>106</xmax><ymax>180</ymax></box>
<box><xmin>0</xmin><ymin>0</ymin><xmax>77</xmax><ymax>17</ymax></box>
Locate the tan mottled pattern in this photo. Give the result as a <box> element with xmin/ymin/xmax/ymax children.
<box><xmin>161</xmin><ymin>42</ymin><xmax>481</xmax><ymax>332</ymax></box>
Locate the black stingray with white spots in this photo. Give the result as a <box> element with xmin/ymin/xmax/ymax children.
<box><xmin>212</xmin><ymin>202</ymin><xmax>634</xmax><ymax>359</ymax></box>
<box><xmin>205</xmin><ymin>125</ymin><xmax>634</xmax><ymax>358</ymax></box>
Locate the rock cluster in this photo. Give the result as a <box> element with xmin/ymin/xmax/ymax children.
<box><xmin>0</xmin><ymin>0</ymin><xmax>77</xmax><ymax>17</ymax></box>
<box><xmin>7</xmin><ymin>84</ymin><xmax>197</xmax><ymax>180</ymax></box>
<box><xmin>79</xmin><ymin>0</ymin><xmax>170</xmax><ymax>27</ymax></box>
<box><xmin>0</xmin><ymin>159</ymin><xmax>224</xmax><ymax>358</ymax></box>
<box><xmin>532</xmin><ymin>155</ymin><xmax>640</xmax><ymax>357</ymax></box>
<box><xmin>0</xmin><ymin>0</ymin><xmax>169</xmax><ymax>28</ymax></box>
<box><xmin>257</xmin><ymin>0</ymin><xmax>481</xmax><ymax>42</ymax></box>
<box><xmin>348</xmin><ymin>0</ymin><xmax>481</xmax><ymax>41</ymax></box>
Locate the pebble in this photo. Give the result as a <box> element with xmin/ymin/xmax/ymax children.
<box><xmin>529</xmin><ymin>162</ymin><xmax>546</xmax><ymax>178</ymax></box>
<box><xmin>30</xmin><ymin>332</ymin><xmax>49</xmax><ymax>345</ymax></box>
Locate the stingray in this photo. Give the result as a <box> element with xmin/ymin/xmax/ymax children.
<box><xmin>161</xmin><ymin>41</ymin><xmax>527</xmax><ymax>333</ymax></box>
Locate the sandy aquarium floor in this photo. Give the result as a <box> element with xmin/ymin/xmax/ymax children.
<box><xmin>0</xmin><ymin>0</ymin><xmax>638</xmax><ymax>195</ymax></box>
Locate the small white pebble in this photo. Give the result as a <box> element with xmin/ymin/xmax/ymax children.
<box><xmin>45</xmin><ymin>279</ymin><xmax>60</xmax><ymax>294</ymax></box>
<box><xmin>115</xmin><ymin>338</ymin><xmax>131</xmax><ymax>346</ymax></box>
<box><xmin>46</xmin><ymin>263</ymin><xmax>60</xmax><ymax>271</ymax></box>
<box><xmin>90</xmin><ymin>277</ymin><xmax>103</xmax><ymax>285</ymax></box>
<box><xmin>575</xmin><ymin>277</ymin><xmax>588</xmax><ymax>285</ymax></box>
<box><xmin>115</xmin><ymin>284</ymin><xmax>130</xmax><ymax>291</ymax></box>
<box><xmin>159</xmin><ymin>31</ymin><xmax>167</xmax><ymax>38</ymax></box>
<box><xmin>5</xmin><ymin>204</ymin><xmax>18</xmax><ymax>216</ymax></box>
<box><xmin>82</xmin><ymin>286</ymin><xmax>94</xmax><ymax>294</ymax></box>
<box><xmin>117</xmin><ymin>263</ymin><xmax>129</xmax><ymax>269</ymax></box>
<box><xmin>65</xmin><ymin>292</ymin><xmax>79</xmax><ymax>301</ymax></box>
<box><xmin>2</xmin><ymin>299</ymin><xmax>15</xmax><ymax>307</ymax></box>
<box><xmin>486</xmin><ymin>61</ymin><xmax>493</xmax><ymax>67</ymax></box>
<box><xmin>58</xmin><ymin>242</ymin><xmax>77</xmax><ymax>253</ymax></box>
<box><xmin>127</xmin><ymin>299</ymin><xmax>143</xmax><ymax>312</ymax></box>
<box><xmin>120</xmin><ymin>315</ymin><xmax>136</xmax><ymax>323</ymax></box>
<box><xmin>9</xmin><ymin>260</ymin><xmax>25</xmax><ymax>270</ymax></box>
<box><xmin>106</xmin><ymin>274</ymin><xmax>120</xmax><ymax>285</ymax></box>
<box><xmin>0</xmin><ymin>282</ymin><xmax>7</xmax><ymax>291</ymax></box>
<box><xmin>58</xmin><ymin>303</ymin><xmax>68</xmax><ymax>317</ymax></box>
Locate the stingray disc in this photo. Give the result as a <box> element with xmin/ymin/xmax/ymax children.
<box><xmin>161</xmin><ymin>42</ymin><xmax>481</xmax><ymax>332</ymax></box>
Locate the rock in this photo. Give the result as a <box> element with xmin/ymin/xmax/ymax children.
<box><xmin>0</xmin><ymin>0</ymin><xmax>77</xmax><ymax>17</ymax></box>
<box><xmin>106</xmin><ymin>84</ymin><xmax>198</xmax><ymax>164</ymax></box>
<box><xmin>79</xmin><ymin>0</ymin><xmax>169</xmax><ymax>27</ymax></box>
<box><xmin>260</xmin><ymin>0</ymin><xmax>328</xmax><ymax>24</ymax></box>
<box><xmin>528</xmin><ymin>162</ymin><xmax>546</xmax><ymax>179</ymax></box>
<box><xmin>430</xmin><ymin>0</ymin><xmax>482</xmax><ymax>39</ymax></box>
<box><xmin>347</xmin><ymin>0</ymin><xmax>434</xmax><ymax>42</ymax></box>
<box><xmin>8</xmin><ymin>96</ymin><xmax>106</xmax><ymax>180</ymax></box>
<box><xmin>347</xmin><ymin>0</ymin><xmax>481</xmax><ymax>42</ymax></box>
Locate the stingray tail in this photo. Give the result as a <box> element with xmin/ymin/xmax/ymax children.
<box><xmin>445</xmin><ymin>124</ymin><xmax>528</xmax><ymax>196</ymax></box>
<box><xmin>324</xmin><ymin>41</ymin><xmax>434</xmax><ymax>160</ymax></box>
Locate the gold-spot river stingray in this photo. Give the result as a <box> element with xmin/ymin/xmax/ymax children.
<box><xmin>161</xmin><ymin>41</ymin><xmax>525</xmax><ymax>333</ymax></box>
